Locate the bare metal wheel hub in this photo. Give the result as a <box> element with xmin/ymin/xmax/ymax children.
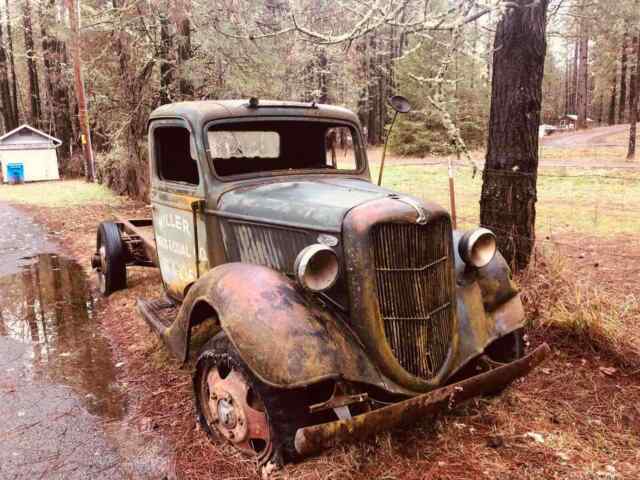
<box><xmin>98</xmin><ymin>246</ymin><xmax>107</xmax><ymax>272</ymax></box>
<box><xmin>205</xmin><ymin>364</ymin><xmax>271</xmax><ymax>457</ymax></box>
<box><xmin>95</xmin><ymin>245</ymin><xmax>108</xmax><ymax>292</ymax></box>
<box><xmin>217</xmin><ymin>397</ymin><xmax>237</xmax><ymax>429</ymax></box>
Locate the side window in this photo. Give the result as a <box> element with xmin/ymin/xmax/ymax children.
<box><xmin>325</xmin><ymin>126</ymin><xmax>357</xmax><ymax>170</ymax></box>
<box><xmin>154</xmin><ymin>126</ymin><xmax>199</xmax><ymax>185</ymax></box>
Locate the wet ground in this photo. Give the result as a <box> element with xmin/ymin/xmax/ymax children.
<box><xmin>0</xmin><ymin>202</ymin><xmax>173</xmax><ymax>479</ymax></box>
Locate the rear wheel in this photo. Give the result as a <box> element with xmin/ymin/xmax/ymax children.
<box><xmin>194</xmin><ymin>333</ymin><xmax>331</xmax><ymax>471</ymax></box>
<box><xmin>93</xmin><ymin>222</ymin><xmax>127</xmax><ymax>296</ymax></box>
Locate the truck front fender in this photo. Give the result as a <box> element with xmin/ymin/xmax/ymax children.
<box><xmin>164</xmin><ymin>263</ymin><xmax>391</xmax><ymax>390</ymax></box>
<box><xmin>450</xmin><ymin>231</ymin><xmax>526</xmax><ymax>373</ymax></box>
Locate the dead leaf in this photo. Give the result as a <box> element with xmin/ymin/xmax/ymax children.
<box><xmin>599</xmin><ymin>366</ymin><xmax>617</xmax><ymax>376</ymax></box>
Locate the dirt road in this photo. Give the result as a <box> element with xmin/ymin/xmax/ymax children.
<box><xmin>541</xmin><ymin>124</ymin><xmax>630</xmax><ymax>147</ymax></box>
<box><xmin>0</xmin><ymin>202</ymin><xmax>173</xmax><ymax>480</ymax></box>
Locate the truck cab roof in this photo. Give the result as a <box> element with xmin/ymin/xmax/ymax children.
<box><xmin>149</xmin><ymin>99</ymin><xmax>361</xmax><ymax>129</ymax></box>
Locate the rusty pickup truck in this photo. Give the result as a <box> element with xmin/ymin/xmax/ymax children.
<box><xmin>92</xmin><ymin>98</ymin><xmax>548</xmax><ymax>472</ymax></box>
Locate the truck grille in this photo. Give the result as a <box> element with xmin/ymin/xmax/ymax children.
<box><xmin>222</xmin><ymin>221</ymin><xmax>309</xmax><ymax>274</ymax></box>
<box><xmin>372</xmin><ymin>218</ymin><xmax>455</xmax><ymax>380</ymax></box>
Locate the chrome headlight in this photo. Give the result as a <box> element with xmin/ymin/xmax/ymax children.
<box><xmin>459</xmin><ymin>228</ymin><xmax>497</xmax><ymax>268</ymax></box>
<box><xmin>294</xmin><ymin>244</ymin><xmax>339</xmax><ymax>292</ymax></box>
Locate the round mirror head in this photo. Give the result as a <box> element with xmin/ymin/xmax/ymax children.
<box><xmin>388</xmin><ymin>95</ymin><xmax>411</xmax><ymax>114</ymax></box>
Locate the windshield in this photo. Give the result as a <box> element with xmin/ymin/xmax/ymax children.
<box><xmin>207</xmin><ymin>121</ymin><xmax>361</xmax><ymax>177</ymax></box>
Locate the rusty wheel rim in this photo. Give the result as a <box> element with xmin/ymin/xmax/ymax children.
<box><xmin>204</xmin><ymin>362</ymin><xmax>272</xmax><ymax>459</ymax></box>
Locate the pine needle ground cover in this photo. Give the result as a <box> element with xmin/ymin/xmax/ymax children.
<box><xmin>4</xmin><ymin>168</ymin><xmax>640</xmax><ymax>479</ymax></box>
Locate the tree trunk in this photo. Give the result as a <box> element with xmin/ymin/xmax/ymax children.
<box><xmin>5</xmin><ymin>0</ymin><xmax>18</xmax><ymax>125</ymax></box>
<box><xmin>110</xmin><ymin>0</ymin><xmax>154</xmax><ymax>199</ymax></box>
<box><xmin>159</xmin><ymin>10</ymin><xmax>174</xmax><ymax>105</ymax></box>
<box><xmin>22</xmin><ymin>0</ymin><xmax>42</xmax><ymax>127</ymax></box>
<box><xmin>576</xmin><ymin>17</ymin><xmax>589</xmax><ymax>130</ymax></box>
<box><xmin>619</xmin><ymin>32</ymin><xmax>629</xmax><ymax>124</ymax></box>
<box><xmin>564</xmin><ymin>42</ymin><xmax>570</xmax><ymax>114</ymax></box>
<box><xmin>597</xmin><ymin>93</ymin><xmax>604</xmax><ymax>125</ymax></box>
<box><xmin>40</xmin><ymin>0</ymin><xmax>72</xmax><ymax>170</ymax></box>
<box><xmin>0</xmin><ymin>2</ymin><xmax>17</xmax><ymax>131</ymax></box>
<box><xmin>66</xmin><ymin>0</ymin><xmax>95</xmax><ymax>181</ymax></box>
<box><xmin>318</xmin><ymin>48</ymin><xmax>329</xmax><ymax>103</ymax></box>
<box><xmin>480</xmin><ymin>0</ymin><xmax>549</xmax><ymax>271</ymax></box>
<box><xmin>571</xmin><ymin>39</ymin><xmax>579</xmax><ymax>113</ymax></box>
<box><xmin>173</xmin><ymin>0</ymin><xmax>193</xmax><ymax>99</ymax></box>
<box><xmin>608</xmin><ymin>67</ymin><xmax>618</xmax><ymax>125</ymax></box>
<box><xmin>628</xmin><ymin>35</ymin><xmax>640</xmax><ymax>161</ymax></box>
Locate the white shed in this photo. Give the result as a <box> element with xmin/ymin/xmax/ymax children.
<box><xmin>0</xmin><ymin>125</ymin><xmax>62</xmax><ymax>183</ymax></box>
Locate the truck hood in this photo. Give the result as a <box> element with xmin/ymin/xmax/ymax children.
<box><xmin>217</xmin><ymin>178</ymin><xmax>394</xmax><ymax>232</ymax></box>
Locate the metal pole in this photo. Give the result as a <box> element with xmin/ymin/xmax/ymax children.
<box><xmin>377</xmin><ymin>110</ymin><xmax>399</xmax><ymax>186</ymax></box>
<box><xmin>448</xmin><ymin>156</ymin><xmax>457</xmax><ymax>229</ymax></box>
<box><xmin>66</xmin><ymin>0</ymin><xmax>96</xmax><ymax>182</ymax></box>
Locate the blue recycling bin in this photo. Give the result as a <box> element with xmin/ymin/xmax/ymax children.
<box><xmin>7</xmin><ymin>163</ymin><xmax>24</xmax><ymax>183</ymax></box>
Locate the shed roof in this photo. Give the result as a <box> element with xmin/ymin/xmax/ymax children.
<box><xmin>0</xmin><ymin>124</ymin><xmax>62</xmax><ymax>150</ymax></box>
<box><xmin>149</xmin><ymin>99</ymin><xmax>360</xmax><ymax>128</ymax></box>
<box><xmin>561</xmin><ymin>114</ymin><xmax>594</xmax><ymax>122</ymax></box>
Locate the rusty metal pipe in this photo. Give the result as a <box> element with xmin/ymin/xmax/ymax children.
<box><xmin>294</xmin><ymin>343</ymin><xmax>550</xmax><ymax>457</ymax></box>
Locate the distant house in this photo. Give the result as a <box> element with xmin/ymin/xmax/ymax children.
<box><xmin>0</xmin><ymin>125</ymin><xmax>62</xmax><ymax>183</ymax></box>
<box><xmin>559</xmin><ymin>114</ymin><xmax>595</xmax><ymax>130</ymax></box>
<box><xmin>539</xmin><ymin>124</ymin><xmax>558</xmax><ymax>138</ymax></box>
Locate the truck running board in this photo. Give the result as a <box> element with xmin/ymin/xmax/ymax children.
<box><xmin>138</xmin><ymin>297</ymin><xmax>178</xmax><ymax>337</ymax></box>
<box><xmin>294</xmin><ymin>343</ymin><xmax>551</xmax><ymax>457</ymax></box>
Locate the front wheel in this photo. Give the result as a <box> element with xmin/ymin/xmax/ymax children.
<box><xmin>93</xmin><ymin>222</ymin><xmax>127</xmax><ymax>296</ymax></box>
<box><xmin>194</xmin><ymin>333</ymin><xmax>331</xmax><ymax>471</ymax></box>
<box><xmin>482</xmin><ymin>329</ymin><xmax>525</xmax><ymax>396</ymax></box>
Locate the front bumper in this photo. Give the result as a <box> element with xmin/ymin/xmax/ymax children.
<box><xmin>294</xmin><ymin>343</ymin><xmax>550</xmax><ymax>456</ymax></box>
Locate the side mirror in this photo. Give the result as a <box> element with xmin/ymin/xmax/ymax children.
<box><xmin>378</xmin><ymin>95</ymin><xmax>412</xmax><ymax>186</ymax></box>
<box><xmin>389</xmin><ymin>95</ymin><xmax>411</xmax><ymax>114</ymax></box>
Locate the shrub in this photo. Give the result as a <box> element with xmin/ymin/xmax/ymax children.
<box><xmin>95</xmin><ymin>142</ymin><xmax>149</xmax><ymax>201</ymax></box>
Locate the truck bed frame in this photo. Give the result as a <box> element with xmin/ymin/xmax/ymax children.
<box><xmin>114</xmin><ymin>216</ymin><xmax>158</xmax><ymax>268</ymax></box>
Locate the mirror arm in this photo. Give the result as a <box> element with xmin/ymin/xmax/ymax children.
<box><xmin>377</xmin><ymin>110</ymin><xmax>399</xmax><ymax>186</ymax></box>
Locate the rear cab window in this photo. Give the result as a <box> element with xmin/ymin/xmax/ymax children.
<box><xmin>153</xmin><ymin>125</ymin><xmax>200</xmax><ymax>186</ymax></box>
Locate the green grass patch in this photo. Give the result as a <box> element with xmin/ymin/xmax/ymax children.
<box><xmin>0</xmin><ymin>179</ymin><xmax>122</xmax><ymax>207</ymax></box>
<box><xmin>377</xmin><ymin>164</ymin><xmax>640</xmax><ymax>237</ymax></box>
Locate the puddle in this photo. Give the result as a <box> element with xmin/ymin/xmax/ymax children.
<box><xmin>0</xmin><ymin>253</ymin><xmax>175</xmax><ymax>479</ymax></box>
<box><xmin>0</xmin><ymin>253</ymin><xmax>126</xmax><ymax>419</ymax></box>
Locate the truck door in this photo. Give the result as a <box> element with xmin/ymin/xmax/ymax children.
<box><xmin>150</xmin><ymin>120</ymin><xmax>208</xmax><ymax>301</ymax></box>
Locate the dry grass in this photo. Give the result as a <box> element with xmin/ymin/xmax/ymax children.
<box><xmin>521</xmin><ymin>252</ymin><xmax>640</xmax><ymax>371</ymax></box>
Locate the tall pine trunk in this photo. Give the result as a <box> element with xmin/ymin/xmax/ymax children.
<box><xmin>4</xmin><ymin>0</ymin><xmax>18</xmax><ymax>125</ymax></box>
<box><xmin>564</xmin><ymin>43</ymin><xmax>570</xmax><ymax>114</ymax></box>
<box><xmin>576</xmin><ymin>14</ymin><xmax>589</xmax><ymax>130</ymax></box>
<box><xmin>628</xmin><ymin>35</ymin><xmax>639</xmax><ymax>160</ymax></box>
<box><xmin>0</xmin><ymin>2</ymin><xmax>17</xmax><ymax>131</ymax></box>
<box><xmin>619</xmin><ymin>32</ymin><xmax>629</xmax><ymax>124</ymax></box>
<box><xmin>22</xmin><ymin>0</ymin><xmax>42</xmax><ymax>127</ymax></box>
<box><xmin>480</xmin><ymin>0</ymin><xmax>549</xmax><ymax>271</ymax></box>
<box><xmin>571</xmin><ymin>40</ymin><xmax>579</xmax><ymax>113</ymax></box>
<box><xmin>173</xmin><ymin>0</ymin><xmax>193</xmax><ymax>99</ymax></box>
<box><xmin>159</xmin><ymin>10</ymin><xmax>174</xmax><ymax>106</ymax></box>
<box><xmin>40</xmin><ymin>0</ymin><xmax>72</xmax><ymax>169</ymax></box>
<box><xmin>608</xmin><ymin>68</ymin><xmax>618</xmax><ymax>125</ymax></box>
